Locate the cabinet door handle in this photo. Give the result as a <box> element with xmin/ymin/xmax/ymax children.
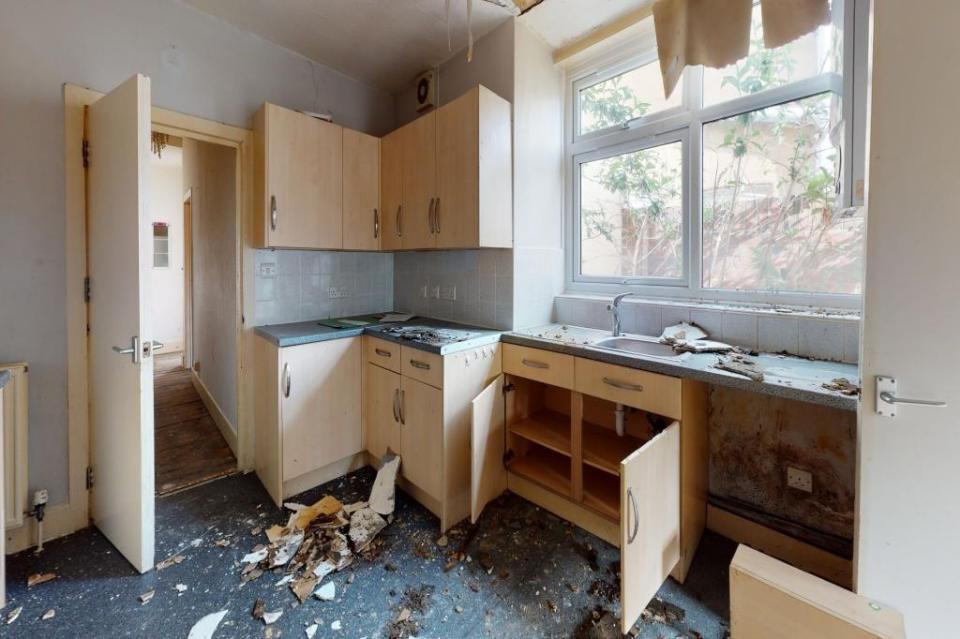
<box><xmin>373</xmin><ymin>208</ymin><xmax>379</xmax><ymax>239</ymax></box>
<box><xmin>270</xmin><ymin>195</ymin><xmax>278</xmax><ymax>231</ymax></box>
<box><xmin>409</xmin><ymin>359</ymin><xmax>431</xmax><ymax>370</ymax></box>
<box><xmin>521</xmin><ymin>358</ymin><xmax>549</xmax><ymax>370</ymax></box>
<box><xmin>392</xmin><ymin>388</ymin><xmax>400</xmax><ymax>423</ymax></box>
<box><xmin>428</xmin><ymin>197</ymin><xmax>436</xmax><ymax>233</ymax></box>
<box><xmin>398</xmin><ymin>389</ymin><xmax>405</xmax><ymax>424</ymax></box>
<box><xmin>396</xmin><ymin>205</ymin><xmax>402</xmax><ymax>237</ymax></box>
<box><xmin>282</xmin><ymin>363</ymin><xmax>291</xmax><ymax>398</ymax></box>
<box><xmin>626</xmin><ymin>487</ymin><xmax>639</xmax><ymax>543</ymax></box>
<box><xmin>434</xmin><ymin>197</ymin><xmax>440</xmax><ymax>233</ymax></box>
<box><xmin>602</xmin><ymin>377</ymin><xmax>643</xmax><ymax>392</ymax></box>
<box><xmin>375</xmin><ymin>348</ymin><xmax>392</xmax><ymax>358</ymax></box>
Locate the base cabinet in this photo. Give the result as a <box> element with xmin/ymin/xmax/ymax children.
<box><xmin>471</xmin><ymin>344</ymin><xmax>707</xmax><ymax>634</ymax></box>
<box><xmin>364</xmin><ymin>361</ymin><xmax>401</xmax><ymax>461</ymax></box>
<box><xmin>255</xmin><ymin>336</ymin><xmax>362</xmax><ymax>504</ymax></box>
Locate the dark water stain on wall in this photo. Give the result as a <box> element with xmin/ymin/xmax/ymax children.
<box><xmin>708</xmin><ymin>386</ymin><xmax>856</xmax><ymax>540</ymax></box>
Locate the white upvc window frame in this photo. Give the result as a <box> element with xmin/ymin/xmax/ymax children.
<box><xmin>564</xmin><ymin>0</ymin><xmax>868</xmax><ymax>311</ymax></box>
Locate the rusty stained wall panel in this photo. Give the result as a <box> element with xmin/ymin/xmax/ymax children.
<box><xmin>708</xmin><ymin>385</ymin><xmax>856</xmax><ymax>540</ymax></box>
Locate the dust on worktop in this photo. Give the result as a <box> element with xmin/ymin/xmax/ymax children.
<box><xmin>506</xmin><ymin>324</ymin><xmax>860</xmax><ymax>411</ymax></box>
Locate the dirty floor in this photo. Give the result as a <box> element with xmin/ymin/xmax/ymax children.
<box><xmin>3</xmin><ymin>469</ymin><xmax>734</xmax><ymax>638</ymax></box>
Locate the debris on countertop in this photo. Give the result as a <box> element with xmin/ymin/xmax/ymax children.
<box><xmin>821</xmin><ymin>377</ymin><xmax>860</xmax><ymax>396</ymax></box>
<box><xmin>714</xmin><ymin>353</ymin><xmax>765</xmax><ymax>382</ymax></box>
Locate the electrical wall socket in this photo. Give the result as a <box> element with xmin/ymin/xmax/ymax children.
<box><xmin>33</xmin><ymin>489</ymin><xmax>49</xmax><ymax>506</ymax></box>
<box><xmin>429</xmin><ymin>285</ymin><xmax>440</xmax><ymax>300</ymax></box>
<box><xmin>327</xmin><ymin>287</ymin><xmax>350</xmax><ymax>299</ymax></box>
<box><xmin>439</xmin><ymin>286</ymin><xmax>457</xmax><ymax>301</ymax></box>
<box><xmin>259</xmin><ymin>262</ymin><xmax>277</xmax><ymax>278</ymax></box>
<box><xmin>787</xmin><ymin>467</ymin><xmax>813</xmax><ymax>493</ymax></box>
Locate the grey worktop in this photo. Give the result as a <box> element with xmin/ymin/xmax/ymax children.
<box><xmin>0</xmin><ymin>370</ymin><xmax>10</xmax><ymax>390</ymax></box>
<box><xmin>254</xmin><ymin>314</ymin><xmax>502</xmax><ymax>355</ymax></box>
<box><xmin>503</xmin><ymin>324</ymin><xmax>860</xmax><ymax>412</ymax></box>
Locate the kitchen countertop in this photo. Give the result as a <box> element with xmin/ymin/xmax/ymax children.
<box><xmin>503</xmin><ymin>324</ymin><xmax>859</xmax><ymax>412</ymax></box>
<box><xmin>254</xmin><ymin>314</ymin><xmax>502</xmax><ymax>355</ymax></box>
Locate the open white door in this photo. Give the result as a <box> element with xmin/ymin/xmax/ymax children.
<box><xmin>856</xmin><ymin>2</ymin><xmax>960</xmax><ymax>635</ymax></box>
<box><xmin>87</xmin><ymin>74</ymin><xmax>155</xmax><ymax>573</ymax></box>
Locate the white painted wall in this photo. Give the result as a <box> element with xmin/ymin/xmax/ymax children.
<box><xmin>855</xmin><ymin>1</ymin><xmax>960</xmax><ymax>635</ymax></box>
<box><xmin>149</xmin><ymin>149</ymin><xmax>185</xmax><ymax>352</ymax></box>
<box><xmin>183</xmin><ymin>139</ymin><xmax>237</xmax><ymax>431</ymax></box>
<box><xmin>0</xmin><ymin>0</ymin><xmax>394</xmax><ymax>505</ymax></box>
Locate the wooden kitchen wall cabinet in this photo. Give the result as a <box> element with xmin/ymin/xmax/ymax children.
<box><xmin>254</xmin><ymin>103</ymin><xmax>343</xmax><ymax>250</ymax></box>
<box><xmin>255</xmin><ymin>336</ymin><xmax>363</xmax><ymax>504</ymax></box>
<box><xmin>342</xmin><ymin>128</ymin><xmax>381</xmax><ymax>250</ymax></box>
<box><xmin>379</xmin><ymin>84</ymin><xmax>513</xmax><ymax>250</ymax></box>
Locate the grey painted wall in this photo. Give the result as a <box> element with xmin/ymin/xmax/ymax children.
<box><xmin>0</xmin><ymin>0</ymin><xmax>394</xmax><ymax>505</ymax></box>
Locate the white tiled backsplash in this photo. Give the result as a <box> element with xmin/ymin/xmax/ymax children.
<box><xmin>393</xmin><ymin>249</ymin><xmax>514</xmax><ymax>329</ymax></box>
<box><xmin>254</xmin><ymin>250</ymin><xmax>393</xmax><ymax>325</ymax></box>
<box><xmin>554</xmin><ymin>295</ymin><xmax>861</xmax><ymax>364</ymax></box>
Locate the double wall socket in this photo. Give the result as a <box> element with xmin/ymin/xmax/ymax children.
<box><xmin>786</xmin><ymin>467</ymin><xmax>813</xmax><ymax>493</ymax></box>
<box><xmin>421</xmin><ymin>284</ymin><xmax>456</xmax><ymax>301</ymax></box>
<box><xmin>328</xmin><ymin>287</ymin><xmax>350</xmax><ymax>299</ymax></box>
<box><xmin>259</xmin><ymin>262</ymin><xmax>277</xmax><ymax>278</ymax></box>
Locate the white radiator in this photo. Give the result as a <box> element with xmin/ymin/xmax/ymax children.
<box><xmin>1</xmin><ymin>363</ymin><xmax>28</xmax><ymax>529</ymax></box>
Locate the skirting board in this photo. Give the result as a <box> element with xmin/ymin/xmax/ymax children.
<box><xmin>707</xmin><ymin>504</ymin><xmax>852</xmax><ymax>589</ymax></box>
<box><xmin>282</xmin><ymin>452</ymin><xmax>369</xmax><ymax>500</ymax></box>
<box><xmin>190</xmin><ymin>370</ymin><xmax>240</xmax><ymax>462</ymax></box>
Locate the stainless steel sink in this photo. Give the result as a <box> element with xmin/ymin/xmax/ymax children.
<box><xmin>591</xmin><ymin>336</ymin><xmax>685</xmax><ymax>359</ymax></box>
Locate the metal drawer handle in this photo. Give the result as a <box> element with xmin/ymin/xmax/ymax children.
<box><xmin>434</xmin><ymin>197</ymin><xmax>441</xmax><ymax>233</ymax></box>
<box><xmin>603</xmin><ymin>377</ymin><xmax>643</xmax><ymax>392</ymax></box>
<box><xmin>392</xmin><ymin>388</ymin><xmax>400</xmax><ymax>423</ymax></box>
<box><xmin>428</xmin><ymin>197</ymin><xmax>437</xmax><ymax>233</ymax></box>
<box><xmin>283</xmin><ymin>363</ymin><xmax>292</xmax><ymax>398</ymax></box>
<box><xmin>375</xmin><ymin>348</ymin><xmax>392</xmax><ymax>358</ymax></box>
<box><xmin>396</xmin><ymin>205</ymin><xmax>402</xmax><ymax>237</ymax></box>
<box><xmin>627</xmin><ymin>487</ymin><xmax>639</xmax><ymax>543</ymax></box>
<box><xmin>373</xmin><ymin>208</ymin><xmax>379</xmax><ymax>238</ymax></box>
<box><xmin>398</xmin><ymin>389</ymin><xmax>405</xmax><ymax>424</ymax></box>
<box><xmin>270</xmin><ymin>195</ymin><xmax>278</xmax><ymax>231</ymax></box>
<box><xmin>521</xmin><ymin>358</ymin><xmax>549</xmax><ymax>370</ymax></box>
<box><xmin>409</xmin><ymin>359</ymin><xmax>431</xmax><ymax>370</ymax></box>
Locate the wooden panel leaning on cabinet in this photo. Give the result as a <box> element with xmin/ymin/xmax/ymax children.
<box><xmin>255</xmin><ymin>336</ymin><xmax>364</xmax><ymax>505</ymax></box>
<box><xmin>253</xmin><ymin>103</ymin><xmax>343</xmax><ymax>249</ymax></box>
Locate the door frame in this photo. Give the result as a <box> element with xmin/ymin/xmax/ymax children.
<box><xmin>182</xmin><ymin>188</ymin><xmax>193</xmax><ymax>370</ymax></box>
<box><xmin>20</xmin><ymin>82</ymin><xmax>257</xmax><ymax>554</ymax></box>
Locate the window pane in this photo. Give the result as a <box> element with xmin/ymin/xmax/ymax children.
<box><xmin>702</xmin><ymin>94</ymin><xmax>862</xmax><ymax>294</ymax></box>
<box><xmin>580</xmin><ymin>141</ymin><xmax>684</xmax><ymax>279</ymax></box>
<box><xmin>579</xmin><ymin>59</ymin><xmax>682</xmax><ymax>135</ymax></box>
<box><xmin>703</xmin><ymin>4</ymin><xmax>840</xmax><ymax>106</ymax></box>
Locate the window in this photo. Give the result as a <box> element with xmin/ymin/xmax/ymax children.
<box><xmin>568</xmin><ymin>0</ymin><xmax>865</xmax><ymax>307</ymax></box>
<box><xmin>153</xmin><ymin>223</ymin><xmax>169</xmax><ymax>268</ymax></box>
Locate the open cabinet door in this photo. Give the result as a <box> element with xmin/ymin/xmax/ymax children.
<box><xmin>620</xmin><ymin>422</ymin><xmax>681</xmax><ymax>634</ymax></box>
<box><xmin>470</xmin><ymin>374</ymin><xmax>506</xmax><ymax>523</ymax></box>
<box><xmin>87</xmin><ymin>74</ymin><xmax>155</xmax><ymax>573</ymax></box>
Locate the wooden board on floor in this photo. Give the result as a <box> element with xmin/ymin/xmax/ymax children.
<box><xmin>730</xmin><ymin>545</ymin><xmax>905</xmax><ymax>639</ymax></box>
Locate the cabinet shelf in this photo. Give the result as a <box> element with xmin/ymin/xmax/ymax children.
<box><xmin>582</xmin><ymin>421</ymin><xmax>646</xmax><ymax>476</ymax></box>
<box><xmin>582</xmin><ymin>467</ymin><xmax>620</xmax><ymax>521</ymax></box>
<box><xmin>508</xmin><ymin>410</ymin><xmax>571</xmax><ymax>456</ymax></box>
<box><xmin>508</xmin><ymin>446</ymin><xmax>571</xmax><ymax>498</ymax></box>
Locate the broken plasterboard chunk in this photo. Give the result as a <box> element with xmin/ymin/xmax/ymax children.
<box><xmin>349</xmin><ymin>507</ymin><xmax>386</xmax><ymax>552</ymax></box>
<box><xmin>314</xmin><ymin>580</ymin><xmax>336</xmax><ymax>601</ymax></box>
<box><xmin>262</xmin><ymin>610</ymin><xmax>283</xmax><ymax>625</ymax></box>
<box><xmin>660</xmin><ymin>321</ymin><xmax>708</xmax><ymax>343</ymax></box>
<box><xmin>188</xmin><ymin>610</ymin><xmax>229</xmax><ymax>639</ymax></box>
<box><xmin>369</xmin><ymin>453</ymin><xmax>401</xmax><ymax>516</ymax></box>
<box><xmin>294</xmin><ymin>496</ymin><xmax>343</xmax><ymax>530</ymax></box>
<box><xmin>241</xmin><ymin>548</ymin><xmax>268</xmax><ymax>564</ymax></box>
<box><xmin>291</xmin><ymin>575</ymin><xmax>319</xmax><ymax>603</ymax></box>
<box><xmin>313</xmin><ymin>559</ymin><xmax>337</xmax><ymax>580</ymax></box>
<box><xmin>305</xmin><ymin>624</ymin><xmax>319</xmax><ymax>639</ymax></box>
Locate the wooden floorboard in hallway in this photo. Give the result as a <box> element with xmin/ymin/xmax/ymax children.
<box><xmin>154</xmin><ymin>353</ymin><xmax>236</xmax><ymax>494</ymax></box>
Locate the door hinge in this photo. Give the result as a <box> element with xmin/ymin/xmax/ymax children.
<box><xmin>502</xmin><ymin>382</ymin><xmax>515</xmax><ymax>394</ymax></box>
<box><xmin>83</xmin><ymin>276</ymin><xmax>91</xmax><ymax>303</ymax></box>
<box><xmin>502</xmin><ymin>449</ymin><xmax>515</xmax><ymax>465</ymax></box>
<box><xmin>86</xmin><ymin>466</ymin><xmax>94</xmax><ymax>490</ymax></box>
<box><xmin>82</xmin><ymin>139</ymin><xmax>90</xmax><ymax>168</ymax></box>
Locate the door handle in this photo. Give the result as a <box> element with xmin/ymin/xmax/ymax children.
<box><xmin>428</xmin><ymin>197</ymin><xmax>436</xmax><ymax>233</ymax></box>
<box><xmin>398</xmin><ymin>389</ymin><xmax>405</xmax><ymax>425</ymax></box>
<box><xmin>396</xmin><ymin>205</ymin><xmax>402</xmax><ymax>237</ymax></box>
<box><xmin>876</xmin><ymin>376</ymin><xmax>946</xmax><ymax>417</ymax></box>
<box><xmin>434</xmin><ymin>197</ymin><xmax>440</xmax><ymax>233</ymax></box>
<box><xmin>112</xmin><ymin>336</ymin><xmax>140</xmax><ymax>364</ymax></box>
<box><xmin>270</xmin><ymin>195</ymin><xmax>278</xmax><ymax>231</ymax></box>
<box><xmin>392</xmin><ymin>388</ymin><xmax>399</xmax><ymax>423</ymax></box>
<box><xmin>150</xmin><ymin>340</ymin><xmax>164</xmax><ymax>352</ymax></box>
<box><xmin>282</xmin><ymin>363</ymin><xmax>291</xmax><ymax>398</ymax></box>
<box><xmin>626</xmin><ymin>487</ymin><xmax>639</xmax><ymax>544</ymax></box>
<box><xmin>373</xmin><ymin>208</ymin><xmax>379</xmax><ymax>239</ymax></box>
